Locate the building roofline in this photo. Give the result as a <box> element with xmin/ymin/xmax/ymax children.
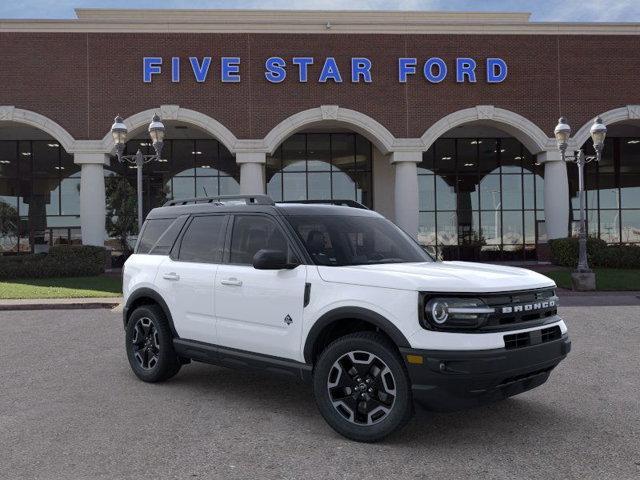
<box><xmin>0</xmin><ymin>9</ymin><xmax>638</xmax><ymax>35</ymax></box>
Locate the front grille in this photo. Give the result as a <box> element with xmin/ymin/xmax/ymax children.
<box><xmin>504</xmin><ymin>325</ymin><xmax>562</xmax><ymax>350</ymax></box>
<box><xmin>498</xmin><ymin>366</ymin><xmax>555</xmax><ymax>387</ymax></box>
<box><xmin>480</xmin><ymin>289</ymin><xmax>558</xmax><ymax>331</ymax></box>
<box><xmin>419</xmin><ymin>288</ymin><xmax>560</xmax><ymax>332</ymax></box>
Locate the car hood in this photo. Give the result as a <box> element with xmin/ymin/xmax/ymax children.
<box><xmin>316</xmin><ymin>261</ymin><xmax>555</xmax><ymax>293</ymax></box>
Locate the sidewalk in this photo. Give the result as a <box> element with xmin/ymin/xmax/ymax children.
<box><xmin>556</xmin><ymin>289</ymin><xmax>640</xmax><ymax>307</ymax></box>
<box><xmin>0</xmin><ymin>297</ymin><xmax>123</xmax><ymax>311</ymax></box>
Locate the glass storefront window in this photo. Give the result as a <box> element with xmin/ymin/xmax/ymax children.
<box><xmin>418</xmin><ymin>137</ymin><xmax>543</xmax><ymax>260</ymax></box>
<box><xmin>266</xmin><ymin>133</ymin><xmax>373</xmax><ymax>207</ymax></box>
<box><xmin>110</xmin><ymin>138</ymin><xmax>239</xmax><ymax>216</ymax></box>
<box><xmin>569</xmin><ymin>136</ymin><xmax>640</xmax><ymax>245</ymax></box>
<box><xmin>0</xmin><ymin>140</ymin><xmax>81</xmax><ymax>253</ymax></box>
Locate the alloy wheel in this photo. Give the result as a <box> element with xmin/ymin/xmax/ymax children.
<box><xmin>326</xmin><ymin>350</ymin><xmax>396</xmax><ymax>425</ymax></box>
<box><xmin>131</xmin><ymin>317</ymin><xmax>160</xmax><ymax>370</ymax></box>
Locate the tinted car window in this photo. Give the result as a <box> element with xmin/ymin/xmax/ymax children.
<box><xmin>148</xmin><ymin>215</ymin><xmax>188</xmax><ymax>255</ymax></box>
<box><xmin>229</xmin><ymin>215</ymin><xmax>295</xmax><ymax>265</ymax></box>
<box><xmin>136</xmin><ymin>218</ymin><xmax>174</xmax><ymax>254</ymax></box>
<box><xmin>178</xmin><ymin>215</ymin><xmax>227</xmax><ymax>263</ymax></box>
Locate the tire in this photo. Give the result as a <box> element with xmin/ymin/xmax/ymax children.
<box><xmin>313</xmin><ymin>332</ymin><xmax>414</xmax><ymax>442</ymax></box>
<box><xmin>125</xmin><ymin>304</ymin><xmax>181</xmax><ymax>383</ymax></box>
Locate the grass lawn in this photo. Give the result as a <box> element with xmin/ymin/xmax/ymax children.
<box><xmin>545</xmin><ymin>268</ymin><xmax>640</xmax><ymax>291</ymax></box>
<box><xmin>0</xmin><ymin>276</ymin><xmax>122</xmax><ymax>299</ymax></box>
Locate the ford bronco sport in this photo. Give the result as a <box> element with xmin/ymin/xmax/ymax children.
<box><xmin>122</xmin><ymin>194</ymin><xmax>570</xmax><ymax>442</ymax></box>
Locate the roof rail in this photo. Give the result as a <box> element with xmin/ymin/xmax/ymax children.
<box><xmin>279</xmin><ymin>199</ymin><xmax>369</xmax><ymax>210</ymax></box>
<box><xmin>163</xmin><ymin>194</ymin><xmax>275</xmax><ymax>207</ymax></box>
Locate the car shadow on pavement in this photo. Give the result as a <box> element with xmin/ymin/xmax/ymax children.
<box><xmin>139</xmin><ymin>361</ymin><xmax>569</xmax><ymax>445</ymax></box>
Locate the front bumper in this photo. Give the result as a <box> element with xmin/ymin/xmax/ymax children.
<box><xmin>400</xmin><ymin>334</ymin><xmax>571</xmax><ymax>411</ymax></box>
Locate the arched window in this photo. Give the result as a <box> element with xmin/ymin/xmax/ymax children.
<box><xmin>109</xmin><ymin>138</ymin><xmax>240</xmax><ymax>218</ymax></box>
<box><xmin>266</xmin><ymin>133</ymin><xmax>373</xmax><ymax>207</ymax></box>
<box><xmin>418</xmin><ymin>137</ymin><xmax>544</xmax><ymax>261</ymax></box>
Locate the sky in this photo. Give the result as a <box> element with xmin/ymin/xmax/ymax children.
<box><xmin>0</xmin><ymin>0</ymin><xmax>639</xmax><ymax>22</ymax></box>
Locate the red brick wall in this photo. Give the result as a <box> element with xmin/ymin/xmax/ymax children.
<box><xmin>0</xmin><ymin>32</ymin><xmax>638</xmax><ymax>142</ymax></box>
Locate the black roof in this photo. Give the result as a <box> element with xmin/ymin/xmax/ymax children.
<box><xmin>146</xmin><ymin>195</ymin><xmax>380</xmax><ymax>220</ymax></box>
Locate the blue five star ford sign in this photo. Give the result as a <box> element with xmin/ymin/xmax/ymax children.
<box><xmin>142</xmin><ymin>56</ymin><xmax>508</xmax><ymax>84</ymax></box>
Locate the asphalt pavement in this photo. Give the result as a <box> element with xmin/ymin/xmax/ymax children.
<box><xmin>0</xmin><ymin>306</ymin><xmax>638</xmax><ymax>480</ymax></box>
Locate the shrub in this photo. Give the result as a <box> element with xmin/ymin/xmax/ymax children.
<box><xmin>596</xmin><ymin>245</ymin><xmax>640</xmax><ymax>268</ymax></box>
<box><xmin>0</xmin><ymin>245</ymin><xmax>108</xmax><ymax>280</ymax></box>
<box><xmin>549</xmin><ymin>237</ymin><xmax>640</xmax><ymax>269</ymax></box>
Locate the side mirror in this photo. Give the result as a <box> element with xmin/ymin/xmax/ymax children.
<box><xmin>252</xmin><ymin>249</ymin><xmax>294</xmax><ymax>270</ymax></box>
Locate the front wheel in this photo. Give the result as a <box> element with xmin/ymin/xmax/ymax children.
<box><xmin>313</xmin><ymin>332</ymin><xmax>413</xmax><ymax>442</ymax></box>
<box><xmin>125</xmin><ymin>304</ymin><xmax>181</xmax><ymax>383</ymax></box>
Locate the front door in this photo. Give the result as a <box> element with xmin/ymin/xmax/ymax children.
<box><xmin>156</xmin><ymin>214</ymin><xmax>228</xmax><ymax>345</ymax></box>
<box><xmin>215</xmin><ymin>214</ymin><xmax>307</xmax><ymax>361</ymax></box>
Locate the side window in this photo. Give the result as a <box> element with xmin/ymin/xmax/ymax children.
<box><xmin>294</xmin><ymin>222</ymin><xmax>336</xmax><ymax>265</ymax></box>
<box><xmin>136</xmin><ymin>218</ymin><xmax>174</xmax><ymax>254</ymax></box>
<box><xmin>148</xmin><ymin>215</ymin><xmax>188</xmax><ymax>255</ymax></box>
<box><xmin>177</xmin><ymin>215</ymin><xmax>227</xmax><ymax>263</ymax></box>
<box><xmin>229</xmin><ymin>215</ymin><xmax>296</xmax><ymax>265</ymax></box>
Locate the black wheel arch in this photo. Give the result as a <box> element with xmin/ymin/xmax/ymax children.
<box><xmin>123</xmin><ymin>288</ymin><xmax>179</xmax><ymax>339</ymax></box>
<box><xmin>304</xmin><ymin>307</ymin><xmax>410</xmax><ymax>364</ymax></box>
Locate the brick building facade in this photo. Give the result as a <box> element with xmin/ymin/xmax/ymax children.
<box><xmin>0</xmin><ymin>9</ymin><xmax>639</xmax><ymax>258</ymax></box>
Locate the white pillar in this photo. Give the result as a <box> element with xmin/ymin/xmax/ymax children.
<box><xmin>538</xmin><ymin>151</ymin><xmax>569</xmax><ymax>240</ymax></box>
<box><xmin>75</xmin><ymin>153</ymin><xmax>109</xmax><ymax>246</ymax></box>
<box><xmin>237</xmin><ymin>152</ymin><xmax>266</xmax><ymax>195</ymax></box>
<box><xmin>391</xmin><ymin>151</ymin><xmax>422</xmax><ymax>238</ymax></box>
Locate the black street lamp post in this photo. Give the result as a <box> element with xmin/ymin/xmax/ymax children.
<box><xmin>111</xmin><ymin>114</ymin><xmax>166</xmax><ymax>231</ymax></box>
<box><xmin>553</xmin><ymin>116</ymin><xmax>607</xmax><ymax>289</ymax></box>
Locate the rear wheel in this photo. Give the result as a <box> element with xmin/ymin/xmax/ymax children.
<box><xmin>125</xmin><ymin>304</ymin><xmax>181</xmax><ymax>382</ymax></box>
<box><xmin>313</xmin><ymin>332</ymin><xmax>413</xmax><ymax>442</ymax></box>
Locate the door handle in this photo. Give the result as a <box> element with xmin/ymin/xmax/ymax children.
<box><xmin>220</xmin><ymin>277</ymin><xmax>243</xmax><ymax>286</ymax></box>
<box><xmin>162</xmin><ymin>272</ymin><xmax>180</xmax><ymax>281</ymax></box>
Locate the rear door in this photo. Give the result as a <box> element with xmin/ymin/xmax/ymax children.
<box><xmin>214</xmin><ymin>214</ymin><xmax>307</xmax><ymax>360</ymax></box>
<box><xmin>156</xmin><ymin>214</ymin><xmax>228</xmax><ymax>345</ymax></box>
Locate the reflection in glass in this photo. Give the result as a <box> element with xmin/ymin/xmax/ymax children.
<box><xmin>501</xmin><ymin>175</ymin><xmax>523</xmax><ymax>210</ymax></box>
<box><xmin>266</xmin><ymin>133</ymin><xmax>373</xmax><ymax>207</ymax></box>
<box><xmin>418</xmin><ymin>174</ymin><xmax>434</xmax><ymax>210</ymax></box>
<box><xmin>332</xmin><ymin>171</ymin><xmax>357</xmax><ymax>199</ymax></box>
<box><xmin>418</xmin><ymin>137</ymin><xmax>543</xmax><ymax>260</ymax></box>
<box><xmin>417</xmin><ymin>211</ymin><xmax>436</xmax><ymax>246</ymax></box>
<box><xmin>435</xmin><ymin>175</ymin><xmax>456</xmax><ymax>210</ymax></box>
<box><xmin>0</xmin><ymin>140</ymin><xmax>82</xmax><ymax>252</ymax></box>
<box><xmin>308</xmin><ymin>172</ymin><xmax>331</xmax><ymax>199</ymax></box>
<box><xmin>282</xmin><ymin>173</ymin><xmax>307</xmax><ymax>201</ymax></box>
<box><xmin>599</xmin><ymin>210</ymin><xmax>620</xmax><ymax>243</ymax></box>
<box><xmin>621</xmin><ymin>210</ymin><xmax>640</xmax><ymax>243</ymax></box>
<box><xmin>436</xmin><ymin>211</ymin><xmax>457</xmax><ymax>245</ymax></box>
<box><xmin>570</xmin><ymin>136</ymin><xmax>640</xmax><ymax>244</ymax></box>
<box><xmin>621</xmin><ymin>182</ymin><xmax>640</xmax><ymax>208</ymax></box>
<box><xmin>113</xmin><ymin>138</ymin><xmax>239</xmax><ymax>213</ymax></box>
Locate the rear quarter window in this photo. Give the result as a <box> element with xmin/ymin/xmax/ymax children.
<box><xmin>136</xmin><ymin>216</ymin><xmax>186</xmax><ymax>254</ymax></box>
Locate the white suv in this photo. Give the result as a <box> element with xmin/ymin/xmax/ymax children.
<box><xmin>122</xmin><ymin>195</ymin><xmax>570</xmax><ymax>442</ymax></box>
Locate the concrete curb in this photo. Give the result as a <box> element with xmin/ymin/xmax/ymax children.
<box><xmin>0</xmin><ymin>297</ymin><xmax>123</xmax><ymax>311</ymax></box>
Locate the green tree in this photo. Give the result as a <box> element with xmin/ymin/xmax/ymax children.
<box><xmin>105</xmin><ymin>177</ymin><xmax>138</xmax><ymax>253</ymax></box>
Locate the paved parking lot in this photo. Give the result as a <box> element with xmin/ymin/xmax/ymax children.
<box><xmin>1</xmin><ymin>306</ymin><xmax>639</xmax><ymax>480</ymax></box>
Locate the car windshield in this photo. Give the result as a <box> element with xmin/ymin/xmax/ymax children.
<box><xmin>285</xmin><ymin>214</ymin><xmax>433</xmax><ymax>266</ymax></box>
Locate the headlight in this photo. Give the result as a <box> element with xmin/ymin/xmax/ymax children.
<box><xmin>423</xmin><ymin>297</ymin><xmax>495</xmax><ymax>329</ymax></box>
